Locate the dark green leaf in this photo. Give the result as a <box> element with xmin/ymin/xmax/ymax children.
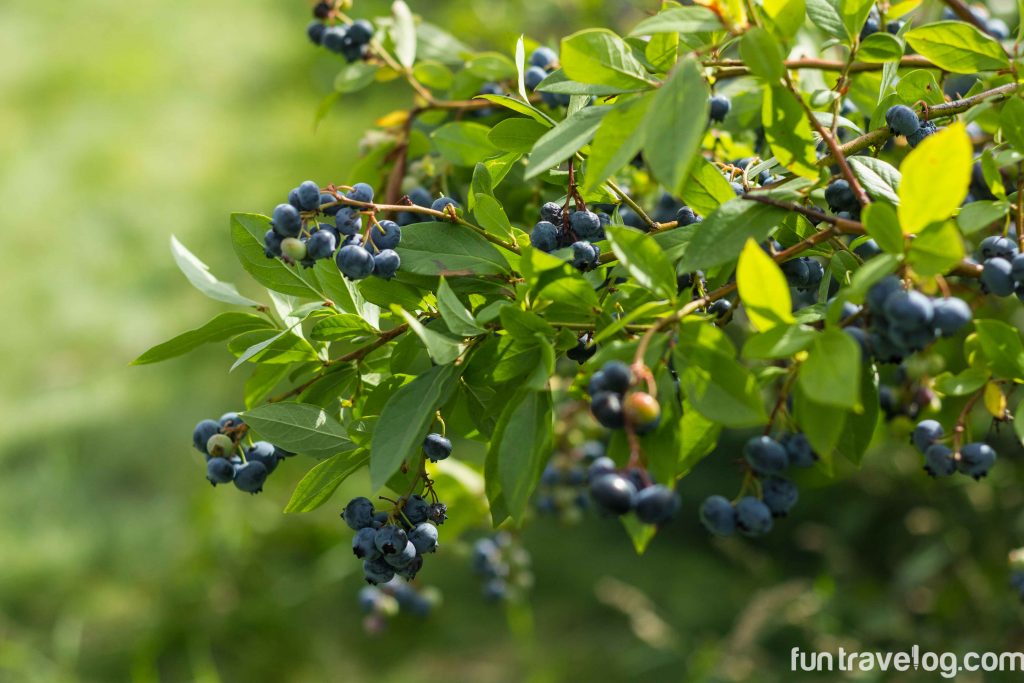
<box><xmin>974</xmin><ymin>319</ymin><xmax>1024</xmax><ymax>381</ymax></box>
<box><xmin>526</xmin><ymin>106</ymin><xmax>609</xmax><ymax>180</ymax></box>
<box><xmin>488</xmin><ymin>389</ymin><xmax>553</xmax><ymax>521</ymax></box>
<box><xmin>605</xmin><ymin>226</ymin><xmax>677</xmax><ymax>300</ymax></box>
<box><xmin>560</xmin><ymin>29</ymin><xmax>656</xmax><ymax>91</ymax></box>
<box><xmin>283</xmin><ymin>450</ymin><xmax>369</xmax><ymax>513</ymax></box>
<box><xmin>488</xmin><ymin>118</ymin><xmax>548</xmax><ymax>153</ymax></box>
<box><xmin>678</xmin><ymin>198</ymin><xmax>787</xmax><ymax>271</ymax></box>
<box><xmin>242</xmin><ymin>402</ymin><xmax>354</xmax><ymax>458</ymax></box>
<box><xmin>397</xmin><ymin>222</ymin><xmax>510</xmax><ymax>276</ymax></box>
<box><xmin>437</xmin><ymin>277</ymin><xmax>486</xmax><ymax>336</ymax></box>
<box><xmin>641</xmin><ymin>58</ymin><xmax>708</xmax><ymax>195</ymax></box>
<box><xmin>798</xmin><ymin>329</ymin><xmax>862</xmax><ymax>409</ymax></box>
<box><xmin>231</xmin><ymin>214</ymin><xmax>325</xmax><ymax>299</ymax></box>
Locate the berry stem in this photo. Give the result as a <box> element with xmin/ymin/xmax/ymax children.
<box><xmin>938</xmin><ymin>0</ymin><xmax>999</xmax><ymax>36</ymax></box>
<box><xmin>952</xmin><ymin>388</ymin><xmax>985</xmax><ymax>455</ymax></box>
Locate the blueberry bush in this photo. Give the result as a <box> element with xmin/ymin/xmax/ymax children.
<box><xmin>136</xmin><ymin>0</ymin><xmax>1024</xmax><ymax>617</ymax></box>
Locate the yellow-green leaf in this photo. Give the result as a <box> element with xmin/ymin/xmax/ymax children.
<box><xmin>898</xmin><ymin>122</ymin><xmax>972</xmax><ymax>234</ymax></box>
<box><xmin>737</xmin><ymin>238</ymin><xmax>795</xmax><ymax>331</ymax></box>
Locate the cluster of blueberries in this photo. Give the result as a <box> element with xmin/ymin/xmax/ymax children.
<box><xmin>533</xmin><ymin>441</ymin><xmax>606</xmax><ymax>524</ymax></box>
<box><xmin>343</xmin><ymin>433</ymin><xmax>452</xmax><ymax>585</ymax></box>
<box><xmin>781</xmin><ymin>253</ymin><xmax>827</xmax><ymax>298</ymax></box>
<box><xmin>885</xmin><ymin>104</ymin><xmax>938</xmax><ymax>149</ymax></box>
<box><xmin>977</xmin><ymin>235</ymin><xmax>1024</xmax><ymax>300</ymax></box>
<box><xmin>700</xmin><ymin>433</ymin><xmax>817</xmax><ymax>537</ymax></box>
<box><xmin>524</xmin><ymin>47</ymin><xmax>572</xmax><ymax>108</ymax></box>
<box><xmin>587</xmin><ymin>456</ymin><xmax>681</xmax><ymax>524</ymax></box>
<box><xmin>586</xmin><ymin>360</ymin><xmax>661</xmax><ymax>433</ymax></box>
<box><xmin>852</xmin><ymin>275</ymin><xmax>973</xmax><ymax>363</ymax></box>
<box><xmin>264</xmin><ymin>180</ymin><xmax>348</xmax><ymax>267</ymax></box>
<box><xmin>471</xmin><ymin>533</ymin><xmax>533</xmax><ymax>601</ymax></box>
<box><xmin>529</xmin><ymin>203</ymin><xmax>603</xmax><ymax>271</ymax></box>
<box><xmin>358</xmin><ymin>578</ymin><xmax>440</xmax><ymax>633</ymax></box>
<box><xmin>941</xmin><ymin>6</ymin><xmax>1011</xmax><ymax>39</ymax></box>
<box><xmin>912</xmin><ymin>419</ymin><xmax>997</xmax><ymax>479</ymax></box>
<box><xmin>307</xmin><ymin>2</ymin><xmax>374</xmax><ymax>64</ymax></box>
<box><xmin>192</xmin><ymin>414</ymin><xmax>294</xmax><ymax>494</ymax></box>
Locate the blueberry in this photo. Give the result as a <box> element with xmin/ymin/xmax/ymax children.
<box><xmin>307</xmin><ymin>21</ymin><xmax>326</xmax><ymax>45</ymax></box>
<box><xmin>853</xmin><ymin>239</ymin><xmax>881</xmax><ymax>260</ymax></box>
<box><xmin>206</xmin><ymin>457</ymin><xmax>235</xmax><ymax>485</ymax></box>
<box><xmin>911</xmin><ymin>419</ymin><xmax>944</xmax><ymax>453</ymax></box>
<box><xmin>781</xmin><ymin>433</ymin><xmax>817</xmax><ymax>468</ymax></box>
<box><xmin>372</xmin><ymin>249</ymin><xmax>400</xmax><ymax>280</ymax></box>
<box><xmin>304</xmin><ymin>228</ymin><xmax>336</xmax><ymax>261</ymax></box>
<box><xmin>923</xmin><ymin>443</ymin><xmax>957</xmax><ymax>477</ymax></box>
<box><xmin>591</xmin><ymin>391</ymin><xmax>625</xmax><ymax>429</ymax></box>
<box><xmin>761</xmin><ymin>476</ymin><xmax>798</xmax><ymax>517</ymax></box>
<box><xmin>375</xmin><ymin>525</ymin><xmax>409</xmax><ymax>556</ymax></box>
<box><xmin>335</xmin><ymin>207</ymin><xmax>361</xmax><ymax>235</ymax></box>
<box><xmin>633</xmin><ymin>484</ymin><xmax>680</xmax><ymax>524</ymax></box>
<box><xmin>395</xmin><ymin>554</ymin><xmax>424</xmax><ymax>581</ymax></box>
<box><xmin>885</xmin><ymin>105</ymin><xmax>921</xmax><ymax>137</ymax></box>
<box><xmin>884</xmin><ymin>290</ymin><xmax>934</xmax><ymax>330</ymax></box>
<box><xmin>735</xmin><ymin>496</ymin><xmax>774</xmax><ymax>536</ymax></box>
<box><xmin>263</xmin><ymin>229</ymin><xmax>283</xmax><ymax>258</ymax></box>
<box><xmin>525</xmin><ymin>65</ymin><xmax>547</xmax><ymax>91</ymax></box>
<box><xmin>423</xmin><ymin>433</ymin><xmax>453</xmax><ymax>461</ymax></box>
<box><xmin>192</xmin><ymin>419</ymin><xmax>221</xmax><ymax>453</ymax></box>
<box><xmin>402</xmin><ymin>494</ymin><xmax>430</xmax><ymax>525</ymax></box>
<box><xmin>321</xmin><ymin>26</ymin><xmax>348</xmax><ymax>53</ymax></box>
<box><xmin>570</xmin><ymin>240</ymin><xmax>600</xmax><ymax>271</ymax></box>
<box><xmin>582</xmin><ymin>441</ymin><xmax>605</xmax><ymax>462</ymax></box>
<box><xmin>588</xmin><ymin>456</ymin><xmax>616</xmax><ymax>481</ymax></box>
<box><xmin>245</xmin><ymin>441</ymin><xmax>279</xmax><ymax>475</ymax></box>
<box><xmin>709</xmin><ymin>94</ymin><xmax>730</xmax><ymax>122</ymax></box>
<box><xmin>218</xmin><ymin>412</ymin><xmax>244</xmax><ymax>430</ymax></box>
<box><xmin>781</xmin><ymin>258</ymin><xmax>810</xmax><ymax>288</ymax></box>
<box><xmin>319</xmin><ymin>192</ymin><xmax>341</xmax><ymax>215</ymax></box>
<box><xmin>346</xmin><ymin>182</ymin><xmax>374</xmax><ymax>204</ymax></box>
<box><xmin>600</xmin><ymin>361</ymin><xmax>632</xmax><ymax>394</ymax></box>
<box><xmin>383</xmin><ymin>540</ymin><xmax>418</xmax><ymax>569</ymax></box>
<box><xmin>1011</xmin><ymin>253</ymin><xmax>1024</xmax><ymax>283</ymax></box>
<box><xmin>363</xmin><ymin>556</ymin><xmax>395</xmax><ymax>585</ymax></box>
<box><xmin>700</xmin><ymin>495</ymin><xmax>737</xmax><ymax>536</ymax></box>
<box><xmin>867</xmin><ymin>275</ymin><xmax>903</xmax><ymax>311</ymax></box>
<box><xmin>409</xmin><ymin>522</ymin><xmax>439</xmax><ymax>554</ymax></box>
<box><xmin>530</xmin><ymin>221</ymin><xmax>559</xmax><ymax>252</ymax></box>
<box><xmin>845</xmin><ymin>326</ymin><xmax>871</xmax><ymax>358</ymax></box>
<box><xmin>233</xmin><ymin>461</ymin><xmax>268</xmax><ymax>494</ymax></box>
<box><xmin>569</xmin><ymin>210</ymin><xmax>603</xmax><ymax>242</ymax></box>
<box><xmin>369</xmin><ymin>220</ymin><xmax>401</xmax><ymax>252</ymax></box>
<box><xmin>296</xmin><ymin>180</ymin><xmax>321</xmax><ymax>211</ymax></box>
<box><xmin>336</xmin><ymin>244</ymin><xmax>375</xmax><ymax>280</ymax></box>
<box><xmin>587</xmin><ymin>370</ymin><xmax>608</xmax><ymax>396</ymax></box>
<box><xmin>987</xmin><ymin>18</ymin><xmax>1009</xmax><ymax>40</ymax></box>
<box><xmin>676</xmin><ymin>206</ymin><xmax>700</xmax><ymax>226</ymax></box>
<box><xmin>977</xmin><ymin>235</ymin><xmax>1004</xmax><ymax>260</ymax></box>
<box><xmin>348</xmin><ymin>19</ymin><xmax>374</xmax><ymax>44</ymax></box>
<box><xmin>931</xmin><ymin>297</ymin><xmax>972</xmax><ymax>336</ymax></box>
<box><xmin>860</xmin><ymin>16</ymin><xmax>879</xmax><ymax>39</ymax></box>
<box><xmin>530</xmin><ymin>46</ymin><xmax>558</xmax><ymax>69</ymax></box>
<box><xmin>206</xmin><ymin>433</ymin><xmax>234</xmax><ymax>458</ymax></box>
<box><xmin>342</xmin><ymin>496</ymin><xmax>376</xmax><ymax>530</ymax></box>
<box><xmin>431</xmin><ymin>196</ymin><xmax>459</xmax><ymax>219</ymax></box>
<box><xmin>371</xmin><ymin>510</ymin><xmax>390</xmax><ymax>528</ymax></box>
<box><xmin>907</xmin><ymin>121</ymin><xmax>936</xmax><ymax>148</ymax></box>
<box><xmin>271</xmin><ymin>203</ymin><xmax>302</xmax><ymax>238</ymax></box>
<box><xmin>280</xmin><ymin>237</ymin><xmax>307</xmax><ymax>261</ymax></box>
<box><xmin>540</xmin><ymin>202</ymin><xmax>563</xmax><ymax>224</ymax></box>
<box><xmin>982</xmin><ymin>258</ymin><xmax>1015</xmax><ymax>296</ymax></box>
<box><xmin>352</xmin><ymin>527</ymin><xmax>380</xmax><ymax>559</ymax></box>
<box><xmin>589</xmin><ymin>473</ymin><xmax>637</xmax><ymax>515</ymax></box>
<box><xmin>958</xmin><ymin>442</ymin><xmax>996</xmax><ymax>479</ymax></box>
<box><xmin>744</xmin><ymin>435</ymin><xmax>789</xmax><ymax>474</ymax></box>
<box><xmin>825</xmin><ymin>179</ymin><xmax>857</xmax><ymax>213</ymax></box>
<box><xmin>709</xmin><ymin>299</ymin><xmax>732</xmax><ymax>318</ymax></box>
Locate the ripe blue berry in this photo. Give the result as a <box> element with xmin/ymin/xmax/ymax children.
<box><xmin>383</xmin><ymin>540</ymin><xmax>418</xmax><ymax>569</ymax></box>
<box><xmin>335</xmin><ymin>207</ymin><xmax>361</xmax><ymax>235</ymax></box>
<box><xmin>885</xmin><ymin>105</ymin><xmax>921</xmax><ymax>137</ymax></box>
<box><xmin>369</xmin><ymin>220</ymin><xmax>401</xmax><ymax>252</ymax></box>
<box><xmin>296</xmin><ymin>180</ymin><xmax>321</xmax><ymax>211</ymax></box>
<box><xmin>676</xmin><ymin>206</ymin><xmax>700</xmax><ymax>226</ymax></box>
<box><xmin>761</xmin><ymin>476</ymin><xmax>798</xmax><ymax>517</ymax></box>
<box><xmin>825</xmin><ymin>179</ymin><xmax>858</xmax><ymax>213</ymax></box>
<box><xmin>233</xmin><ymin>461</ymin><xmax>268</xmax><ymax>493</ymax></box>
<box><xmin>372</xmin><ymin>249</ymin><xmax>400</xmax><ymax>280</ymax></box>
<box><xmin>263</xmin><ymin>229</ymin><xmax>283</xmax><ymax>258</ymax></box>
<box><xmin>569</xmin><ymin>210</ymin><xmax>603</xmax><ymax>242</ymax></box>
<box><xmin>912</xmin><ymin>419</ymin><xmax>944</xmax><ymax>453</ymax></box>
<box><xmin>634</xmin><ymin>484</ymin><xmax>680</xmax><ymax>524</ymax></box>
<box><xmin>409</xmin><ymin>523</ymin><xmax>439</xmax><ymax>554</ymax></box>
<box><xmin>982</xmin><ymin>257</ymin><xmax>1015</xmax><ymax>296</ymax></box>
<box><xmin>781</xmin><ymin>433</ymin><xmax>817</xmax><ymax>468</ymax></box>
<box><xmin>306</xmin><ymin>228</ymin><xmax>337</xmax><ymax>260</ymax></box>
<box><xmin>540</xmin><ymin>202</ymin><xmax>563</xmax><ymax>224</ymax></box>
<box><xmin>907</xmin><ymin>121</ymin><xmax>936</xmax><ymax>148</ymax></box>
<box><xmin>423</xmin><ymin>433</ymin><xmax>452</xmax><ymax>461</ymax></box>
<box><xmin>375</xmin><ymin>525</ymin><xmax>409</xmax><ymax>556</ymax></box>
<box><xmin>321</xmin><ymin>26</ymin><xmax>348</xmax><ymax>53</ymax></box>
<box><xmin>346</xmin><ymin>182</ymin><xmax>374</xmax><ymax>204</ymax></box>
<box><xmin>708</xmin><ymin>95</ymin><xmax>730</xmax><ymax>122</ymax></box>
<box><xmin>271</xmin><ymin>203</ymin><xmax>302</xmax><ymax>238</ymax></box>
<box><xmin>709</xmin><ymin>299</ymin><xmax>732</xmax><ymax>318</ymax></box>
<box><xmin>245</xmin><ymin>441</ymin><xmax>279</xmax><ymax>475</ymax></box>
<box><xmin>530</xmin><ymin>46</ymin><xmax>558</xmax><ymax>69</ymax></box>
<box><xmin>431</xmin><ymin>196</ymin><xmax>459</xmax><ymax>219</ymax></box>
<box><xmin>192</xmin><ymin>419</ymin><xmax>221</xmax><ymax>453</ymax></box>
<box><xmin>735</xmin><ymin>496</ymin><xmax>774</xmax><ymax>536</ymax></box>
<box><xmin>336</xmin><ymin>244</ymin><xmax>375</xmax><ymax>280</ymax></box>
<box><xmin>206</xmin><ymin>457</ymin><xmax>235</xmax><ymax>485</ymax></box>
<box><xmin>958</xmin><ymin>442</ymin><xmax>996</xmax><ymax>479</ymax></box>
<box><xmin>402</xmin><ymin>495</ymin><xmax>430</xmax><ymax>525</ymax></box>
<box><xmin>525</xmin><ymin>65</ymin><xmax>547</xmax><ymax>90</ymax></box>
<box><xmin>932</xmin><ymin>297</ymin><xmax>972</xmax><ymax>337</ymax></box>
<box><xmin>342</xmin><ymin>497</ymin><xmax>376</xmax><ymax>530</ymax></box>
<box><xmin>307</xmin><ymin>21</ymin><xmax>326</xmax><ymax>45</ymax></box>
<box><xmin>589</xmin><ymin>473</ymin><xmax>637</xmax><ymax>515</ymax></box>
<box><xmin>348</xmin><ymin>19</ymin><xmax>374</xmax><ymax>44</ymax></box>
<box><xmin>884</xmin><ymin>290</ymin><xmax>934</xmax><ymax>330</ymax></box>
<box><xmin>744</xmin><ymin>436</ymin><xmax>789</xmax><ymax>474</ymax></box>
<box><xmin>867</xmin><ymin>275</ymin><xmax>903</xmax><ymax>311</ymax></box>
<box><xmin>591</xmin><ymin>391</ymin><xmax>625</xmax><ymax>429</ymax></box>
<box><xmin>353</xmin><ymin>527</ymin><xmax>379</xmax><ymax>559</ymax></box>
<box><xmin>700</xmin><ymin>495</ymin><xmax>737</xmax><ymax>536</ymax></box>
<box><xmin>218</xmin><ymin>412</ymin><xmax>244</xmax><ymax>430</ymax></box>
<box><xmin>570</xmin><ymin>240</ymin><xmax>600</xmax><ymax>271</ymax></box>
<box><xmin>600</xmin><ymin>361</ymin><xmax>632</xmax><ymax>394</ymax></box>
<box><xmin>530</xmin><ymin>221</ymin><xmax>559</xmax><ymax>252</ymax></box>
<box><xmin>363</xmin><ymin>556</ymin><xmax>395</xmax><ymax>585</ymax></box>
<box><xmin>588</xmin><ymin>456</ymin><xmax>616</xmax><ymax>481</ymax></box>
<box><xmin>924</xmin><ymin>443</ymin><xmax>957</xmax><ymax>477</ymax></box>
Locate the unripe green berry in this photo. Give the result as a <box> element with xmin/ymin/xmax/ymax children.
<box><xmin>206</xmin><ymin>433</ymin><xmax>234</xmax><ymax>458</ymax></box>
<box><xmin>281</xmin><ymin>237</ymin><xmax>308</xmax><ymax>261</ymax></box>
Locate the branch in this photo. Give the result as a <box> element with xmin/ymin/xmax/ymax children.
<box><xmin>938</xmin><ymin>0</ymin><xmax>993</xmax><ymax>35</ymax></box>
<box><xmin>710</xmin><ymin>56</ymin><xmax>939</xmax><ymax>79</ymax></box>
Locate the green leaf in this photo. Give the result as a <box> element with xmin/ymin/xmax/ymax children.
<box><xmin>432</xmin><ymin>122</ymin><xmax>499</xmax><ymax>166</ymax></box>
<box><xmin>763</xmin><ymin>85</ymin><xmax>818</xmax><ymax>178</ymax></box>
<box><xmin>244</xmin><ymin>363</ymin><xmax>293</xmax><ymax>409</ymax></box>
<box><xmin>370</xmin><ymin>364</ymin><xmax>461</xmax><ymax>491</ymax></box>
<box><xmin>229</xmin><ymin>327</ymin><xmax>315</xmax><ymax>371</ymax></box>
<box><xmin>629</xmin><ymin>6</ymin><xmax>724</xmax><ymax>35</ymax></box>
<box><xmin>676</xmin><ymin>345</ymin><xmax>768</xmax><ymax>427</ymax></box>
<box><xmin>584</xmin><ymin>94</ymin><xmax>653</xmax><ymax>193</ymax></box>
<box><xmin>525</xmin><ymin>106</ymin><xmax>608</xmax><ymax>180</ymax></box>
<box><xmin>934</xmin><ymin>367</ymin><xmax>990</xmax><ymax>396</ymax></box>
<box><xmin>475</xmin><ymin>94</ymin><xmax>552</xmax><ymax>126</ymax></box>
<box><xmin>858</xmin><ymin>32</ymin><xmax>905</xmax><ymax>62</ymax></box>
<box><xmin>604</xmin><ymin>226</ymin><xmax>677</xmax><ymax>300</ymax></box>
<box><xmin>841</xmin><ymin>0</ymin><xmax>876</xmax><ymax>41</ymax></box>
<box><xmin>742</xmin><ymin>324</ymin><xmax>817</xmax><ymax>359</ymax></box>
<box><xmin>847</xmin><ymin>253</ymin><xmax>901</xmax><ymax>302</ymax></box>
<box><xmin>412</xmin><ymin>60</ymin><xmax>454</xmax><ymax>90</ymax></box>
<box><xmin>805</xmin><ymin>0</ymin><xmax>848</xmax><ymax>40</ymax></box>
<box><xmin>394</xmin><ymin>307</ymin><xmax>465</xmax><ymax>364</ymax></box>
<box><xmin>230</xmin><ymin>214</ymin><xmax>324</xmax><ymax>299</ymax></box>
<box><xmin>641</xmin><ymin>58</ymin><xmax>708</xmax><ymax>195</ymax></box>
<box><xmin>1001</xmin><ymin>97</ymin><xmax>1024</xmax><ymax>153</ymax></box>
<box><xmin>763</xmin><ymin>0</ymin><xmax>806</xmax><ymax>39</ymax></box>
<box><xmin>849</xmin><ymin>156</ymin><xmax>901</xmax><ymax>205</ymax></box>
<box><xmin>907</xmin><ymin>221</ymin><xmax>965</xmax><ymax>276</ymax></box>
<box><xmin>835</xmin><ymin>363</ymin><xmax>879</xmax><ymax>465</ymax></box>
<box><xmin>391</xmin><ymin>1</ymin><xmax>416</xmax><ymax>69</ymax></box>
<box><xmin>397</xmin><ymin>222</ymin><xmax>510</xmax><ymax>276</ymax></box>
<box><xmin>678</xmin><ymin>399</ymin><xmax>722</xmax><ymax>475</ymax></box>
<box><xmin>283</xmin><ymin>450</ymin><xmax>369</xmax><ymax>513</ymax></box>
<box><xmin>681</xmin><ymin>158</ymin><xmax>737</xmax><ymax>218</ymax></box>
<box><xmin>487</xmin><ymin>117</ymin><xmax>549</xmax><ymax>153</ymax></box>
<box><xmin>334</xmin><ymin>62</ymin><xmax>379</xmax><ymax>93</ymax></box>
<box><xmin>438</xmin><ymin>278</ymin><xmax>486</xmax><ymax>336</ymax></box>
<box><xmin>620</xmin><ymin>515</ymin><xmax>658</xmax><ymax>554</ymax></box>
<box><xmin>560</xmin><ymin>29</ymin><xmax>656</xmax><ymax>91</ymax></box>
<box><xmin>133</xmin><ymin>312</ymin><xmax>272</xmax><ymax>365</ymax></box>
<box><xmin>905</xmin><ymin>21</ymin><xmax>1009</xmax><ymax>73</ymax></box>
<box><xmin>679</xmin><ymin>198</ymin><xmax>787</xmax><ymax>271</ymax></box>
<box><xmin>973</xmin><ymin>319</ymin><xmax>1024</xmax><ymax>381</ymax></box>
<box><xmin>898</xmin><ymin>123</ymin><xmax>972</xmax><ymax>234</ymax></box>
<box><xmin>799</xmin><ymin>329</ymin><xmax>862</xmax><ymax>409</ymax></box>
<box><xmin>793</xmin><ymin>382</ymin><xmax>845</xmax><ymax>469</ymax></box>
<box><xmin>736</xmin><ymin>238</ymin><xmax>795</xmax><ymax>330</ymax></box>
<box><xmin>739</xmin><ymin>27</ymin><xmax>785</xmax><ymax>81</ymax></box>
<box><xmin>472</xmin><ymin>194</ymin><xmax>515</xmax><ymax>240</ymax></box>
<box><xmin>170</xmin><ymin>235</ymin><xmax>260</xmax><ymax>307</ymax></box>
<box><xmin>861</xmin><ymin>202</ymin><xmax>905</xmax><ymax>254</ymax></box>
<box><xmin>242</xmin><ymin>402</ymin><xmax>355</xmax><ymax>458</ymax></box>
<box><xmin>958</xmin><ymin>200</ymin><xmax>1011</xmax><ymax>234</ymax></box>
<box><xmin>535</xmin><ymin>69</ymin><xmax>629</xmax><ymax>96</ymax></box>
<box><xmin>488</xmin><ymin>389</ymin><xmax>553</xmax><ymax>521</ymax></box>
<box><xmin>309</xmin><ymin>313</ymin><xmax>378</xmax><ymax>342</ymax></box>
<box><xmin>313</xmin><ymin>259</ymin><xmax>377</xmax><ymax>322</ymax></box>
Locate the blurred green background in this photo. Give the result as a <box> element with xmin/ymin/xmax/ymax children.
<box><xmin>2</xmin><ymin>0</ymin><xmax>1024</xmax><ymax>681</ymax></box>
